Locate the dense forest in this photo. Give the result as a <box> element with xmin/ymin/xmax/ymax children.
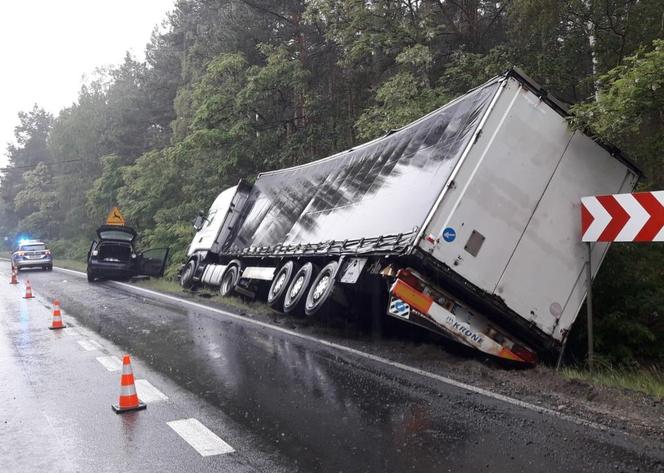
<box><xmin>1</xmin><ymin>0</ymin><xmax>663</xmax><ymax>366</ymax></box>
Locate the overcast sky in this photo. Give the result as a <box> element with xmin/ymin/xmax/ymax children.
<box><xmin>0</xmin><ymin>0</ymin><xmax>175</xmax><ymax>167</ymax></box>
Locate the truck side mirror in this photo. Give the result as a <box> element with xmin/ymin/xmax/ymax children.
<box><xmin>192</xmin><ymin>215</ymin><xmax>205</xmax><ymax>231</ymax></box>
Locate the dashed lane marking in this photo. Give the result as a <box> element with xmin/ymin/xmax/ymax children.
<box><xmin>53</xmin><ymin>266</ymin><xmax>612</xmax><ymax>433</ymax></box>
<box><xmin>96</xmin><ymin>355</ymin><xmax>123</xmax><ymax>371</ymax></box>
<box><xmin>88</xmin><ymin>339</ymin><xmax>104</xmax><ymax>349</ymax></box>
<box><xmin>77</xmin><ymin>339</ymin><xmax>100</xmax><ymax>351</ymax></box>
<box><xmin>167</xmin><ymin>418</ymin><xmax>234</xmax><ymax>456</ymax></box>
<box><xmin>135</xmin><ymin>379</ymin><xmax>168</xmax><ymax>403</ymax></box>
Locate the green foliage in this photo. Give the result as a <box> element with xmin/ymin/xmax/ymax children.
<box><xmin>507</xmin><ymin>0</ymin><xmax>594</xmax><ymax>101</ymax></box>
<box><xmin>86</xmin><ymin>155</ymin><xmax>126</xmax><ymax>225</ymax></box>
<box><xmin>571</xmin><ymin>40</ymin><xmax>664</xmax><ymax>188</ymax></box>
<box><xmin>118</xmin><ymin>149</ymin><xmax>179</xmax><ymax>231</ymax></box>
<box><xmin>14</xmin><ymin>162</ymin><xmax>59</xmax><ymax>238</ymax></box>
<box><xmin>562</xmin><ymin>365</ymin><xmax>664</xmax><ymax>399</ymax></box>
<box><xmin>1</xmin><ymin>0</ymin><xmax>663</xmax><ymax>366</ymax></box>
<box><xmin>355</xmin><ymin>71</ymin><xmax>446</xmax><ymax>139</ymax></box>
<box><xmin>356</xmin><ymin>43</ymin><xmax>444</xmax><ymax>139</ymax></box>
<box><xmin>49</xmin><ymin>239</ymin><xmax>92</xmax><ymax>262</ymax></box>
<box><xmin>567</xmin><ymin>245</ymin><xmax>664</xmax><ymax>366</ymax></box>
<box><xmin>437</xmin><ymin>47</ymin><xmax>513</xmax><ymax>96</ymax></box>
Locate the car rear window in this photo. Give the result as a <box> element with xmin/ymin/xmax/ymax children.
<box><xmin>99</xmin><ymin>230</ymin><xmax>134</xmax><ymax>241</ymax></box>
<box><xmin>20</xmin><ymin>244</ymin><xmax>46</xmax><ymax>251</ymax></box>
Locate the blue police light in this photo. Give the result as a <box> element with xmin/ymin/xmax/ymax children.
<box><xmin>16</xmin><ymin>235</ymin><xmax>33</xmax><ymax>246</ymax></box>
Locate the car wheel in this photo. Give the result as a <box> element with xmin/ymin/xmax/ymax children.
<box><xmin>180</xmin><ymin>259</ymin><xmax>197</xmax><ymax>289</ymax></box>
<box><xmin>87</xmin><ymin>269</ymin><xmax>96</xmax><ymax>282</ymax></box>
<box><xmin>47</xmin><ymin>265</ymin><xmax>53</xmax><ymax>271</ymax></box>
<box><xmin>305</xmin><ymin>261</ymin><xmax>339</xmax><ymax>317</ymax></box>
<box><xmin>267</xmin><ymin>261</ymin><xmax>300</xmax><ymax>311</ymax></box>
<box><xmin>283</xmin><ymin>262</ymin><xmax>319</xmax><ymax>315</ymax></box>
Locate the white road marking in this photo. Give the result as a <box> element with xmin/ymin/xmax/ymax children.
<box><xmin>77</xmin><ymin>339</ymin><xmax>99</xmax><ymax>351</ymax></box>
<box><xmin>88</xmin><ymin>339</ymin><xmax>104</xmax><ymax>349</ymax></box>
<box><xmin>96</xmin><ymin>355</ymin><xmax>123</xmax><ymax>371</ymax></box>
<box><xmin>167</xmin><ymin>418</ymin><xmax>234</xmax><ymax>456</ymax></box>
<box><xmin>135</xmin><ymin>379</ymin><xmax>168</xmax><ymax>403</ymax></box>
<box><xmin>54</xmin><ymin>266</ymin><xmax>609</xmax><ymax>432</ymax></box>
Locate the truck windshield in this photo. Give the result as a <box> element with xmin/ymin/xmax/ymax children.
<box><xmin>204</xmin><ymin>210</ymin><xmax>217</xmax><ymax>228</ymax></box>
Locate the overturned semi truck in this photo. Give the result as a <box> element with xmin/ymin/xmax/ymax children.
<box><xmin>178</xmin><ymin>68</ymin><xmax>640</xmax><ymax>365</ymax></box>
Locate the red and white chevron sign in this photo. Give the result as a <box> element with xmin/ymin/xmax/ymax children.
<box><xmin>581</xmin><ymin>191</ymin><xmax>664</xmax><ymax>242</ymax></box>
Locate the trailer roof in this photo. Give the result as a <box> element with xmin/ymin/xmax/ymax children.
<box><xmin>226</xmin><ymin>78</ymin><xmax>501</xmax><ymax>253</ymax></box>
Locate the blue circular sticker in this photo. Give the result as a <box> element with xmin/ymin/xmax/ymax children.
<box><xmin>442</xmin><ymin>227</ymin><xmax>456</xmax><ymax>242</ymax></box>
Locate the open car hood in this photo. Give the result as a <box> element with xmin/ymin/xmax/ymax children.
<box><xmin>96</xmin><ymin>225</ymin><xmax>137</xmax><ymax>243</ymax></box>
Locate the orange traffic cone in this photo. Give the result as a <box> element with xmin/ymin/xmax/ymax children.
<box><xmin>23</xmin><ymin>280</ymin><xmax>34</xmax><ymax>299</ymax></box>
<box><xmin>9</xmin><ymin>268</ymin><xmax>18</xmax><ymax>285</ymax></box>
<box><xmin>48</xmin><ymin>300</ymin><xmax>65</xmax><ymax>330</ymax></box>
<box><xmin>112</xmin><ymin>355</ymin><xmax>146</xmax><ymax>413</ymax></box>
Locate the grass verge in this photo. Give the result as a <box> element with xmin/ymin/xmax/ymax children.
<box><xmin>130</xmin><ymin>277</ymin><xmax>273</xmax><ymax>316</ymax></box>
<box><xmin>562</xmin><ymin>366</ymin><xmax>664</xmax><ymax>399</ymax></box>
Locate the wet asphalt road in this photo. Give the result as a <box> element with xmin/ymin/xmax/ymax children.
<box><xmin>2</xmin><ymin>261</ymin><xmax>663</xmax><ymax>473</ymax></box>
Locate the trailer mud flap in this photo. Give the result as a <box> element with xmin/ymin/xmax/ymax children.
<box><xmin>389</xmin><ymin>278</ymin><xmax>534</xmax><ymax>364</ymax></box>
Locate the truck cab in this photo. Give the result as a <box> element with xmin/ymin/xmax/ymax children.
<box><xmin>180</xmin><ymin>181</ymin><xmax>252</xmax><ymax>288</ymax></box>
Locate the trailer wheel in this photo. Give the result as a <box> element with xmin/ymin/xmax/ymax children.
<box><xmin>180</xmin><ymin>259</ymin><xmax>197</xmax><ymax>289</ymax></box>
<box><xmin>283</xmin><ymin>262</ymin><xmax>319</xmax><ymax>315</ymax></box>
<box><xmin>219</xmin><ymin>262</ymin><xmax>241</xmax><ymax>297</ymax></box>
<box><xmin>267</xmin><ymin>261</ymin><xmax>299</xmax><ymax>310</ymax></box>
<box><xmin>304</xmin><ymin>261</ymin><xmax>339</xmax><ymax>317</ymax></box>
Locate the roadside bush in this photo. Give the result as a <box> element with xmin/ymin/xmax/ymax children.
<box><xmin>49</xmin><ymin>238</ymin><xmax>90</xmax><ymax>262</ymax></box>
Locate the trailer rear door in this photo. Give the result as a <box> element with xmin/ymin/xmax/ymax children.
<box><xmin>495</xmin><ymin>132</ymin><xmax>637</xmax><ymax>340</ymax></box>
<box><xmin>419</xmin><ymin>75</ymin><xmax>638</xmax><ymax>340</ymax></box>
<box><xmin>420</xmin><ymin>77</ymin><xmax>574</xmax><ymax>296</ymax></box>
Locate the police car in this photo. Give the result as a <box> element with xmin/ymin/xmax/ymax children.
<box><xmin>11</xmin><ymin>240</ymin><xmax>53</xmax><ymax>271</ymax></box>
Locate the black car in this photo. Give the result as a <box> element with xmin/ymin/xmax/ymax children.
<box><xmin>86</xmin><ymin>225</ymin><xmax>169</xmax><ymax>282</ymax></box>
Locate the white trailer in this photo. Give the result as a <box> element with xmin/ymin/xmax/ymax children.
<box><xmin>179</xmin><ymin>68</ymin><xmax>640</xmax><ymax>365</ymax></box>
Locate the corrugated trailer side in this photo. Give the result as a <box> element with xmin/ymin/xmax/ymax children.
<box><xmin>414</xmin><ymin>70</ymin><xmax>640</xmax><ymax>351</ymax></box>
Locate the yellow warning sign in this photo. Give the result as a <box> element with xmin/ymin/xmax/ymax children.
<box><xmin>106</xmin><ymin>207</ymin><xmax>126</xmax><ymax>226</ymax></box>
